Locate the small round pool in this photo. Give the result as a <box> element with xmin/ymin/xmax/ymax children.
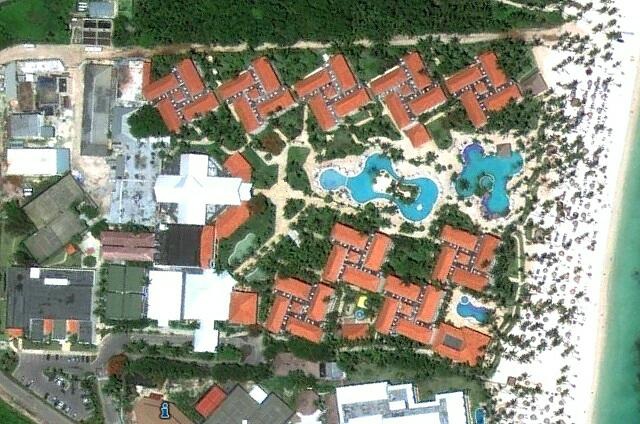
<box><xmin>354</xmin><ymin>309</ymin><xmax>366</xmax><ymax>320</ymax></box>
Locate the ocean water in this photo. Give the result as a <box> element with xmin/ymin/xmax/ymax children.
<box><xmin>594</xmin><ymin>114</ymin><xmax>640</xmax><ymax>423</ymax></box>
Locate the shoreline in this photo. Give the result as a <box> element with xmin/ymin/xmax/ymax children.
<box><xmin>587</xmin><ymin>43</ymin><xmax>640</xmax><ymax>422</ymax></box>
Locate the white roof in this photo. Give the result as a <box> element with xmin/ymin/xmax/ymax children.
<box><xmin>6</xmin><ymin>148</ymin><xmax>69</xmax><ymax>176</ymax></box>
<box><xmin>249</xmin><ymin>385</ymin><xmax>269</xmax><ymax>404</ymax></box>
<box><xmin>193</xmin><ymin>325</ymin><xmax>219</xmax><ymax>353</ymax></box>
<box><xmin>147</xmin><ymin>270</ymin><xmax>183</xmax><ymax>327</ymax></box>
<box><xmin>183</xmin><ymin>269</ymin><xmax>236</xmax><ymax>321</ymax></box>
<box><xmin>154</xmin><ymin>154</ymin><xmax>252</xmax><ymax>225</ymax></box>
<box><xmin>336</xmin><ymin>382</ymin><xmax>467</xmax><ymax>424</ymax></box>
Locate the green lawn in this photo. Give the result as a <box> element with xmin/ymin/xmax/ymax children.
<box><xmin>0</xmin><ymin>0</ymin><xmax>74</xmax><ymax>49</ymax></box>
<box><xmin>285</xmin><ymin>147</ymin><xmax>312</xmax><ymax>194</ymax></box>
<box><xmin>427</xmin><ymin>118</ymin><xmax>453</xmax><ymax>150</ymax></box>
<box><xmin>0</xmin><ymin>223</ymin><xmax>23</xmax><ymax>268</ymax></box>
<box><xmin>0</xmin><ymin>398</ymin><xmax>34</xmax><ymax>424</ymax></box>
<box><xmin>242</xmin><ymin>148</ymin><xmax>278</xmax><ymax>189</ymax></box>
<box><xmin>118</xmin><ymin>0</ymin><xmax>134</xmax><ymax>19</ymax></box>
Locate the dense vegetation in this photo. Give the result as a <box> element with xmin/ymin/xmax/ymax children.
<box><xmin>0</xmin><ymin>398</ymin><xmax>33</xmax><ymax>424</ymax></box>
<box><xmin>0</xmin><ymin>0</ymin><xmax>73</xmax><ymax>50</ymax></box>
<box><xmin>127</xmin><ymin>105</ymin><xmax>171</xmax><ymax>138</ymax></box>
<box><xmin>113</xmin><ymin>0</ymin><xmax>562</xmax><ymax>47</ymax></box>
<box><xmin>284</xmin><ymin>147</ymin><xmax>312</xmax><ymax>194</ymax></box>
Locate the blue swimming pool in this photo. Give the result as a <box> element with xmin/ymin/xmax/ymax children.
<box><xmin>319</xmin><ymin>154</ymin><xmax>439</xmax><ymax>221</ymax></box>
<box><xmin>457</xmin><ymin>295</ymin><xmax>490</xmax><ymax>324</ymax></box>
<box><xmin>475</xmin><ymin>407</ymin><xmax>486</xmax><ymax>424</ymax></box>
<box><xmin>456</xmin><ymin>143</ymin><xmax>523</xmax><ymax>216</ymax></box>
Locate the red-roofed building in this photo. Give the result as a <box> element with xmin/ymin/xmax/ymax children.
<box><xmin>395</xmin><ymin>319</ymin><xmax>432</xmax><ymax>345</ymax></box>
<box><xmin>287</xmin><ymin>317</ymin><xmax>324</xmax><ymax>343</ymax></box>
<box><xmin>218</xmin><ymin>57</ymin><xmax>296</xmax><ymax>135</ymax></box>
<box><xmin>415</xmin><ymin>286</ymin><xmax>444</xmax><ymax>324</ymax></box>
<box><xmin>228</xmin><ymin>291</ymin><xmax>258</xmax><ymax>325</ymax></box>
<box><xmin>264</xmin><ymin>295</ymin><xmax>290</xmax><ymax>334</ymax></box>
<box><xmin>408</xmin><ymin>88</ymin><xmax>447</xmax><ymax>116</ymax></box>
<box><xmin>100</xmin><ymin>231</ymin><xmax>156</xmax><ymax>263</ymax></box>
<box><xmin>478</xmin><ymin>52</ymin><xmax>508</xmax><ymax>88</ymax></box>
<box><xmin>341</xmin><ymin>323</ymin><xmax>370</xmax><ymax>340</ymax></box>
<box><xmin>441</xmin><ymin>225</ymin><xmax>479</xmax><ymax>252</ymax></box>
<box><xmin>341</xmin><ymin>266</ymin><xmax>381</xmax><ymax>292</ymax></box>
<box><xmin>142</xmin><ymin>59</ymin><xmax>218</xmax><ymax>133</ymax></box>
<box><xmin>200</xmin><ymin>226</ymin><xmax>215</xmax><ymax>268</ymax></box>
<box><xmin>66</xmin><ymin>319</ymin><xmax>79</xmax><ymax>335</ymax></box>
<box><xmin>403</xmin><ymin>124</ymin><xmax>432</xmax><ymax>148</ymax></box>
<box><xmin>195</xmin><ymin>385</ymin><xmax>227</xmax><ymax>418</ymax></box>
<box><xmin>322</xmin><ymin>245</ymin><xmax>348</xmax><ymax>283</ymax></box>
<box><xmin>383</xmin><ymin>276</ymin><xmax>421</xmax><ymax>302</ymax></box>
<box><xmin>275</xmin><ymin>277</ymin><xmax>313</xmax><ymax>300</ymax></box>
<box><xmin>384</xmin><ymin>93</ymin><xmax>412</xmax><ymax>130</ymax></box>
<box><xmin>370</xmin><ymin>68</ymin><xmax>406</xmax><ymax>96</ymax></box>
<box><xmin>432</xmin><ymin>245</ymin><xmax>456</xmax><ymax>282</ymax></box>
<box><xmin>213</xmin><ymin>203</ymin><xmax>252</xmax><ymax>240</ymax></box>
<box><xmin>450</xmin><ymin>268</ymin><xmax>489</xmax><ymax>292</ymax></box>
<box><xmin>444</xmin><ymin>66</ymin><xmax>484</xmax><ymax>94</ymax></box>
<box><xmin>475</xmin><ymin>234</ymin><xmax>501</xmax><ymax>272</ymax></box>
<box><xmin>43</xmin><ymin>319</ymin><xmax>54</xmax><ymax>336</ymax></box>
<box><xmin>460</xmin><ymin>91</ymin><xmax>487</xmax><ymax>128</ymax></box>
<box><xmin>308</xmin><ymin>284</ymin><xmax>335</xmax><ymax>322</ymax></box>
<box><xmin>223</xmin><ymin>153</ymin><xmax>252</xmax><ymax>183</ymax></box>
<box><xmin>432</xmin><ymin>323</ymin><xmax>491</xmax><ymax>366</ymax></box>
<box><xmin>5</xmin><ymin>328</ymin><xmax>23</xmax><ymax>338</ymax></box>
<box><xmin>330</xmin><ymin>223</ymin><xmax>369</xmax><ymax>251</ymax></box>
<box><xmin>484</xmin><ymin>84</ymin><xmax>522</xmax><ymax>111</ymax></box>
<box><xmin>294</xmin><ymin>55</ymin><xmax>368</xmax><ymax>131</ymax></box>
<box><xmin>375</xmin><ymin>297</ymin><xmax>399</xmax><ymax>335</ymax></box>
<box><xmin>363</xmin><ymin>232</ymin><xmax>392</xmax><ymax>271</ymax></box>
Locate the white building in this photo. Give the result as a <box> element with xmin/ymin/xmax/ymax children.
<box><xmin>335</xmin><ymin>382</ymin><xmax>468</xmax><ymax>424</ymax></box>
<box><xmin>146</xmin><ymin>268</ymin><xmax>237</xmax><ymax>352</ymax></box>
<box><xmin>6</xmin><ymin>148</ymin><xmax>70</xmax><ymax>176</ymax></box>
<box><xmin>154</xmin><ymin>154</ymin><xmax>252</xmax><ymax>225</ymax></box>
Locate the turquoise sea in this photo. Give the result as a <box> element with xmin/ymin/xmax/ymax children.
<box><xmin>594</xmin><ymin>113</ymin><xmax>640</xmax><ymax>423</ymax></box>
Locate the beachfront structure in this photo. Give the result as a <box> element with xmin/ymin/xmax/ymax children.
<box><xmin>4</xmin><ymin>267</ymin><xmax>95</xmax><ymax>343</ymax></box>
<box><xmin>431</xmin><ymin>225</ymin><xmax>501</xmax><ymax>292</ymax></box>
<box><xmin>293</xmin><ymin>54</ymin><xmax>371</xmax><ymax>131</ymax></box>
<box><xmin>444</xmin><ymin>52</ymin><xmax>522</xmax><ymax>128</ymax></box>
<box><xmin>264</xmin><ymin>277</ymin><xmax>335</xmax><ymax>343</ymax></box>
<box><xmin>335</xmin><ymin>382</ymin><xmax>468</xmax><ymax>424</ymax></box>
<box><xmin>146</xmin><ymin>269</ymin><xmax>237</xmax><ymax>352</ymax></box>
<box><xmin>100</xmin><ymin>231</ymin><xmax>156</xmax><ymax>262</ymax></box>
<box><xmin>5</xmin><ymin>148</ymin><xmax>70</xmax><ymax>176</ymax></box>
<box><xmin>216</xmin><ymin>57</ymin><xmax>296</xmax><ymax>134</ymax></box>
<box><xmin>375</xmin><ymin>276</ymin><xmax>445</xmax><ymax>344</ymax></box>
<box><xmin>431</xmin><ymin>323</ymin><xmax>491</xmax><ymax>366</ymax></box>
<box><xmin>322</xmin><ymin>223</ymin><xmax>393</xmax><ymax>292</ymax></box>
<box><xmin>142</xmin><ymin>58</ymin><xmax>219</xmax><ymax>132</ymax></box>
<box><xmin>154</xmin><ymin>153</ymin><xmax>252</xmax><ymax>225</ymax></box>
<box><xmin>369</xmin><ymin>52</ymin><xmax>447</xmax><ymax>148</ymax></box>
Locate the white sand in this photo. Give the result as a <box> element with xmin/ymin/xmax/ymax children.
<box><xmin>491</xmin><ymin>1</ymin><xmax>640</xmax><ymax>422</ymax></box>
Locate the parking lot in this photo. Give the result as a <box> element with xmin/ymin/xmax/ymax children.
<box><xmin>13</xmin><ymin>353</ymin><xmax>97</xmax><ymax>421</ymax></box>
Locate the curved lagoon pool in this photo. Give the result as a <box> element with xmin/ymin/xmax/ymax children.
<box><xmin>319</xmin><ymin>154</ymin><xmax>439</xmax><ymax>221</ymax></box>
<box><xmin>456</xmin><ymin>143</ymin><xmax>523</xmax><ymax>216</ymax></box>
<box><xmin>457</xmin><ymin>295</ymin><xmax>490</xmax><ymax>324</ymax></box>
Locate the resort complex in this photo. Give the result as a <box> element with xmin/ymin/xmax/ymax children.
<box><xmin>0</xmin><ymin>1</ymin><xmax>636</xmax><ymax>423</ymax></box>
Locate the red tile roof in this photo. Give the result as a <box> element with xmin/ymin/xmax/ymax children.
<box><xmin>445</xmin><ymin>65</ymin><xmax>483</xmax><ymax>94</ymax></box>
<box><xmin>142</xmin><ymin>61</ymin><xmax>152</xmax><ymax>88</ymax></box>
<box><xmin>142</xmin><ymin>73</ymin><xmax>180</xmax><ymax>101</ymax></box>
<box><xmin>384</xmin><ymin>92</ymin><xmax>412</xmax><ymax>130</ymax></box>
<box><xmin>43</xmin><ymin>319</ymin><xmax>54</xmax><ymax>336</ymax></box>
<box><xmin>369</xmin><ymin>67</ymin><xmax>405</xmax><ymax>96</ymax></box>
<box><xmin>333</xmin><ymin>87</ymin><xmax>370</xmax><ymax>118</ymax></box>
<box><xmin>484</xmin><ymin>84</ymin><xmax>522</xmax><ymax>111</ymax></box>
<box><xmin>157</xmin><ymin>98</ymin><xmax>182</xmax><ymax>132</ymax></box>
<box><xmin>100</xmin><ymin>231</ymin><xmax>156</xmax><ymax>262</ymax></box>
<box><xmin>252</xmin><ymin>57</ymin><xmax>281</xmax><ymax>93</ymax></box>
<box><xmin>200</xmin><ymin>225</ymin><xmax>214</xmax><ymax>268</ymax></box>
<box><xmin>363</xmin><ymin>232</ymin><xmax>392</xmax><ymax>271</ymax></box>
<box><xmin>431</xmin><ymin>245</ymin><xmax>456</xmax><ymax>281</ymax></box>
<box><xmin>475</xmin><ymin>81</ymin><xmax>488</xmax><ymax>95</ymax></box>
<box><xmin>308</xmin><ymin>284</ymin><xmax>335</xmax><ymax>322</ymax></box>
<box><xmin>102</xmin><ymin>246</ymin><xmax>156</xmax><ymax>262</ymax></box>
<box><xmin>346</xmin><ymin>250</ymin><xmax>361</xmax><ymax>264</ymax></box>
<box><xmin>308</xmin><ymin>94</ymin><xmax>337</xmax><ymax>131</ymax></box>
<box><xmin>66</xmin><ymin>319</ymin><xmax>79</xmax><ymax>335</ymax></box>
<box><xmin>286</xmin><ymin>317</ymin><xmax>323</xmax><ymax>343</ymax></box>
<box><xmin>172</xmin><ymin>90</ymin><xmax>187</xmax><ymax>103</ymax></box>
<box><xmin>217</xmin><ymin>72</ymin><xmax>255</xmax><ymax>100</ymax></box>
<box><xmin>432</xmin><ymin>324</ymin><xmax>491</xmax><ymax>366</ymax></box>
<box><xmin>374</xmin><ymin>297</ymin><xmax>399</xmax><ymax>334</ymax></box>
<box><xmin>403</xmin><ymin>124</ymin><xmax>431</xmax><ymax>148</ymax></box>
<box><xmin>322</xmin><ymin>245</ymin><xmax>348</xmax><ymax>283</ymax></box>
<box><xmin>256</xmin><ymin>90</ymin><xmax>295</xmax><ymax>118</ymax></box>
<box><xmin>341</xmin><ymin>266</ymin><xmax>381</xmax><ymax>292</ymax></box>
<box><xmin>232</xmin><ymin>97</ymin><xmax>261</xmax><ymax>133</ymax></box>
<box><xmin>460</xmin><ymin>90</ymin><xmax>487</xmax><ymax>128</ymax></box>
<box><xmin>183</xmin><ymin>93</ymin><xmax>219</xmax><ymax>122</ymax></box>
<box><xmin>475</xmin><ymin>234</ymin><xmax>501</xmax><ymax>272</ymax></box>
<box><xmin>478</xmin><ymin>52</ymin><xmax>508</xmax><ymax>88</ymax></box>
<box><xmin>408</xmin><ymin>88</ymin><xmax>447</xmax><ymax>116</ymax></box>
<box><xmin>450</xmin><ymin>268</ymin><xmax>489</xmax><ymax>292</ymax></box>
<box><xmin>341</xmin><ymin>323</ymin><xmax>370</xmax><ymax>340</ymax></box>
<box><xmin>383</xmin><ymin>275</ymin><xmax>421</xmax><ymax>302</ymax></box>
<box><xmin>330</xmin><ymin>223</ymin><xmax>369</xmax><ymax>250</ymax></box>
<box><xmin>329</xmin><ymin>54</ymin><xmax>358</xmax><ymax>91</ymax></box>
<box><xmin>403</xmin><ymin>52</ymin><xmax>431</xmax><ymax>89</ymax></box>
<box><xmin>223</xmin><ymin>152</ymin><xmax>253</xmax><ymax>183</ymax></box>
<box><xmin>294</xmin><ymin>69</ymin><xmax>332</xmax><ymax>98</ymax></box>
<box><xmin>264</xmin><ymin>295</ymin><xmax>290</xmax><ymax>334</ymax></box>
<box><xmin>5</xmin><ymin>328</ymin><xmax>23</xmax><ymax>338</ymax></box>
<box><xmin>395</xmin><ymin>319</ymin><xmax>432</xmax><ymax>345</ymax></box>
<box><xmin>415</xmin><ymin>286</ymin><xmax>443</xmax><ymax>323</ymax></box>
<box><xmin>275</xmin><ymin>277</ymin><xmax>312</xmax><ymax>300</ymax></box>
<box><xmin>101</xmin><ymin>231</ymin><xmax>155</xmax><ymax>247</ymax></box>
<box><xmin>441</xmin><ymin>225</ymin><xmax>478</xmax><ymax>251</ymax></box>
<box><xmin>176</xmin><ymin>58</ymin><xmax>205</xmax><ymax>95</ymax></box>
<box><xmin>457</xmin><ymin>252</ymin><xmax>472</xmax><ymax>266</ymax></box>
<box><xmin>228</xmin><ymin>291</ymin><xmax>258</xmax><ymax>325</ymax></box>
<box><xmin>195</xmin><ymin>385</ymin><xmax>227</xmax><ymax>418</ymax></box>
<box><xmin>214</xmin><ymin>203</ymin><xmax>252</xmax><ymax>239</ymax></box>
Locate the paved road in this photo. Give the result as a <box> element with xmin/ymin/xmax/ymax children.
<box><xmin>0</xmin><ymin>371</ymin><xmax>74</xmax><ymax>424</ymax></box>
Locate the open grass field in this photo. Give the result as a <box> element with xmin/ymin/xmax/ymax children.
<box><xmin>0</xmin><ymin>0</ymin><xmax>74</xmax><ymax>49</ymax></box>
<box><xmin>0</xmin><ymin>398</ymin><xmax>34</xmax><ymax>424</ymax></box>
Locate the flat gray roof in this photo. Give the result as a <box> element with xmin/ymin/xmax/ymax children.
<box><xmin>205</xmin><ymin>385</ymin><xmax>293</xmax><ymax>424</ymax></box>
<box><xmin>81</xmin><ymin>64</ymin><xmax>113</xmax><ymax>156</ymax></box>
